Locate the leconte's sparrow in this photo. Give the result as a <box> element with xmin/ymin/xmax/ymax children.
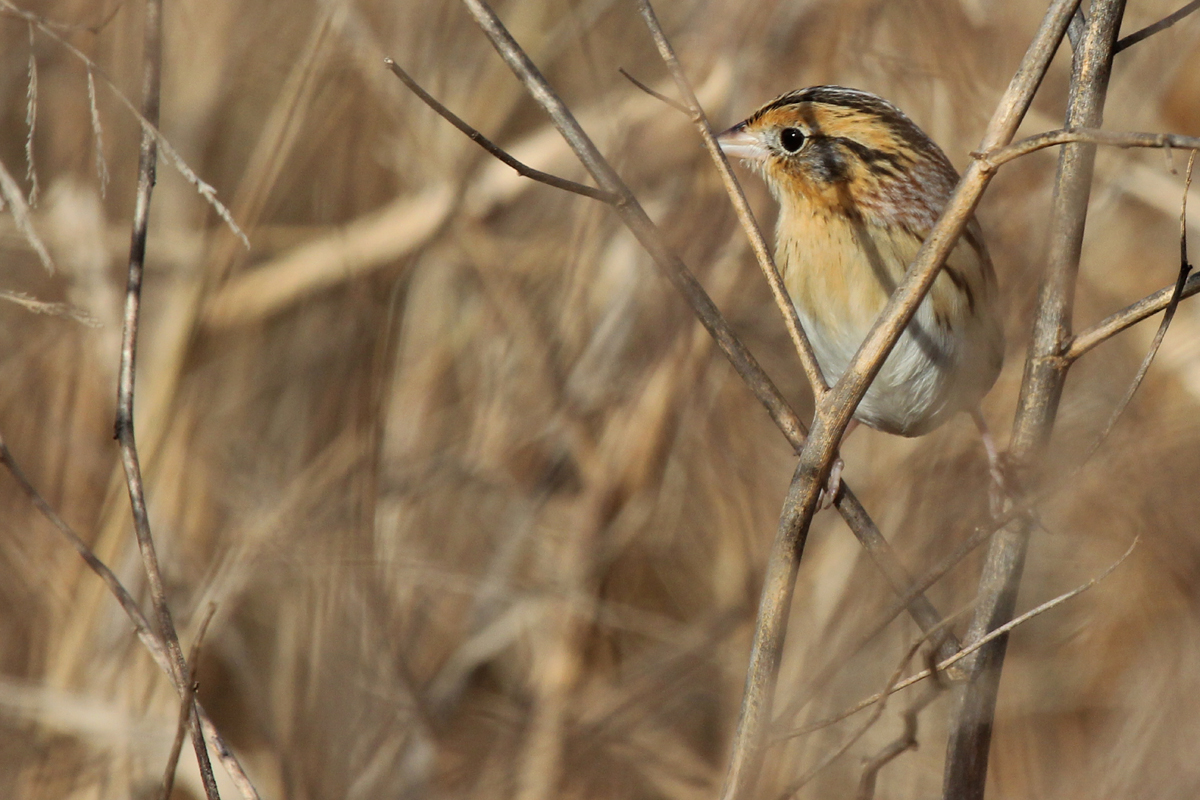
<box><xmin>719</xmin><ymin>86</ymin><xmax>1005</xmax><ymax>500</ymax></box>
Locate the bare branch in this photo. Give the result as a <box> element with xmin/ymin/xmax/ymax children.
<box><xmin>459</xmin><ymin>0</ymin><xmax>806</xmax><ymax>449</ymax></box>
<box><xmin>944</xmin><ymin>4</ymin><xmax>1125</xmax><ymax>797</ymax></box>
<box><xmin>384</xmin><ymin>57</ymin><xmax>616</xmax><ymax>203</ymax></box>
<box><xmin>159</xmin><ymin>604</ymin><xmax>216</xmax><ymax>800</ymax></box>
<box><xmin>1079</xmin><ymin>152</ymin><xmax>1194</xmax><ymax>461</ymax></box>
<box><xmin>794</xmin><ymin>535</ymin><xmax>1138</xmax><ymax>741</ymax></box>
<box><xmin>856</xmin><ymin>652</ymin><xmax>946</xmax><ymax>800</ymax></box>
<box><xmin>633</xmin><ymin>0</ymin><xmax>830</xmax><ymax>400</ymax></box>
<box><xmin>834</xmin><ymin>487</ymin><xmax>961</xmax><ymax>663</ymax></box>
<box><xmin>617</xmin><ymin>67</ymin><xmax>689</xmax><ymax>114</ymax></box>
<box><xmin>779</xmin><ymin>609</ymin><xmax>967</xmax><ymax>800</ymax></box>
<box><xmin>86</xmin><ymin>68</ymin><xmax>109</xmax><ymax>197</ymax></box>
<box><xmin>1114</xmin><ymin>0</ymin><xmax>1200</xmax><ymax>52</ymax></box>
<box><xmin>1066</xmin><ymin>272</ymin><xmax>1200</xmax><ymax>360</ymax></box>
<box><xmin>978</xmin><ymin>127</ymin><xmax>1200</xmax><ymax>170</ymax></box>
<box><xmin>0</xmin><ymin>432</ymin><xmax>259</xmax><ymax>800</ymax></box>
<box><xmin>771</xmin><ymin>513</ymin><xmax>1004</xmax><ymax>745</ymax></box>
<box><xmin>117</xmin><ymin>1</ymin><xmax>220</xmax><ymax>796</ymax></box>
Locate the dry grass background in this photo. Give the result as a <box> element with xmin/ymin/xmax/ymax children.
<box><xmin>1</xmin><ymin>0</ymin><xmax>1200</xmax><ymax>798</ymax></box>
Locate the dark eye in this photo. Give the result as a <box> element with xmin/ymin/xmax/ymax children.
<box><xmin>779</xmin><ymin>127</ymin><xmax>805</xmax><ymax>153</ymax></box>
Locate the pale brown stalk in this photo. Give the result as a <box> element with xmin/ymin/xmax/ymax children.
<box><xmin>0</xmin><ymin>433</ymin><xmax>258</xmax><ymax>800</ymax></box>
<box><xmin>116</xmin><ymin>1</ymin><xmax>218</xmax><ymax>797</ymax></box>
<box><xmin>632</xmin><ymin>0</ymin><xmax>829</xmax><ymax>400</ymax></box>
<box><xmin>942</xmin><ymin>2</ymin><xmax>1126</xmax><ymax>797</ymax></box>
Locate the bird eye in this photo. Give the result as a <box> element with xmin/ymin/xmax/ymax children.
<box><xmin>779</xmin><ymin>127</ymin><xmax>805</xmax><ymax>153</ymax></box>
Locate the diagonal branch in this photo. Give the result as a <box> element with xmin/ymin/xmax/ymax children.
<box><xmin>788</xmin><ymin>534</ymin><xmax>1137</xmax><ymax>743</ymax></box>
<box><xmin>0</xmin><ymin>433</ymin><xmax>259</xmax><ymax>800</ymax></box>
<box><xmin>159</xmin><ymin>604</ymin><xmax>216</xmax><ymax>800</ymax></box>
<box><xmin>1080</xmin><ymin>152</ymin><xmax>1194</xmax><ymax>462</ymax></box>
<box><xmin>633</xmin><ymin>0</ymin><xmax>829</xmax><ymax>400</ymax></box>
<box><xmin>855</xmin><ymin>652</ymin><xmax>947</xmax><ymax>800</ymax></box>
<box><xmin>779</xmin><ymin>609</ymin><xmax>967</xmax><ymax>800</ymax></box>
<box><xmin>384</xmin><ymin>58</ymin><xmax>615</xmax><ymax>202</ymax></box>
<box><xmin>0</xmin><ymin>154</ymin><xmax>54</xmax><ymax>272</ymax></box>
<box><xmin>1114</xmin><ymin>0</ymin><xmax>1200</xmax><ymax>52</ymax></box>
<box><xmin>1065</xmin><ymin>154</ymin><xmax>1199</xmax><ymax>361</ymax></box>
<box><xmin>617</xmin><ymin>67</ymin><xmax>689</xmax><ymax>114</ymax></box>
<box><xmin>978</xmin><ymin>127</ymin><xmax>1200</xmax><ymax>169</ymax></box>
<box><xmin>1066</xmin><ymin>271</ymin><xmax>1200</xmax><ymax>359</ymax></box>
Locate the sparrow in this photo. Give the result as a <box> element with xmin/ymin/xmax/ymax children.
<box><xmin>719</xmin><ymin>86</ymin><xmax>1005</xmax><ymax>501</ymax></box>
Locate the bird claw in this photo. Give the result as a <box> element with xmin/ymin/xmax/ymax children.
<box><xmin>986</xmin><ymin>453</ymin><xmax>1014</xmax><ymax>519</ymax></box>
<box><xmin>973</xmin><ymin>409</ymin><xmax>1011</xmax><ymax>518</ymax></box>
<box><xmin>818</xmin><ymin>455</ymin><xmax>845</xmax><ymax>510</ymax></box>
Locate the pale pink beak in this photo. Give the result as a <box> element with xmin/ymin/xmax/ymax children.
<box><xmin>717</xmin><ymin>125</ymin><xmax>768</xmax><ymax>162</ymax></box>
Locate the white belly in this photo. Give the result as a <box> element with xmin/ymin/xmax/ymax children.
<box><xmin>799</xmin><ymin>299</ymin><xmax>966</xmax><ymax>436</ymax></box>
<box><xmin>779</xmin><ymin>209</ymin><xmax>1003</xmax><ymax>437</ymax></box>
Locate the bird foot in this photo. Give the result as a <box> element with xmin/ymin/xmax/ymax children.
<box><xmin>818</xmin><ymin>454</ymin><xmax>845</xmax><ymax>511</ymax></box>
<box><xmin>974</xmin><ymin>413</ymin><xmax>1011</xmax><ymax>518</ymax></box>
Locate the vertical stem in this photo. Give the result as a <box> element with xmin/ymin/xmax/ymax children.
<box><xmin>718</xmin><ymin>463</ymin><xmax>822</xmax><ymax>800</ymax></box>
<box><xmin>117</xmin><ymin>1</ymin><xmax>221</xmax><ymax>798</ymax></box>
<box><xmin>941</xmin><ymin>3</ymin><xmax>1126</xmax><ymax>798</ymax></box>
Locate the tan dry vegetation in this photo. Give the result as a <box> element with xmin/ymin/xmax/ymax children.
<box><xmin>1</xmin><ymin>0</ymin><xmax>1199</xmax><ymax>798</ymax></box>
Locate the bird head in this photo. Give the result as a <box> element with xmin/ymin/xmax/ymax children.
<box><xmin>718</xmin><ymin>86</ymin><xmax>960</xmax><ymax>230</ymax></box>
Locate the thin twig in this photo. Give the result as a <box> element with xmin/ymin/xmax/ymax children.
<box><xmin>778</xmin><ymin>607</ymin><xmax>969</xmax><ymax>800</ymax></box>
<box><xmin>834</xmin><ymin>486</ymin><xmax>961</xmax><ymax>664</ymax></box>
<box><xmin>384</xmin><ymin>58</ymin><xmax>616</xmax><ymax>202</ymax></box>
<box><xmin>1080</xmin><ymin>152</ymin><xmax>1194</xmax><ymax>460</ymax></box>
<box><xmin>770</xmin><ymin>511</ymin><xmax>1004</xmax><ymax>745</ymax></box>
<box><xmin>617</xmin><ymin>67</ymin><xmax>688</xmax><ymax>114</ymax></box>
<box><xmin>86</xmin><ymin>68</ymin><xmax>109</xmax><ymax>197</ymax></box>
<box><xmin>1114</xmin><ymin>0</ymin><xmax>1200</xmax><ymax>52</ymax></box>
<box><xmin>0</xmin><ymin>433</ymin><xmax>259</xmax><ymax>800</ymax></box>
<box><xmin>118</xmin><ymin>2</ymin><xmax>220</xmax><ymax>797</ymax></box>
<box><xmin>978</xmin><ymin>127</ymin><xmax>1200</xmax><ymax>170</ymax></box>
<box><xmin>159</xmin><ymin>604</ymin><xmax>216</xmax><ymax>800</ymax></box>
<box><xmin>943</xmin><ymin>4</ymin><xmax>1125</xmax><ymax>798</ymax></box>
<box><xmin>792</xmin><ymin>535</ymin><xmax>1138</xmax><ymax>740</ymax></box>
<box><xmin>0</xmin><ymin>289</ymin><xmax>97</xmax><ymax>326</ymax></box>
<box><xmin>633</xmin><ymin>0</ymin><xmax>830</xmax><ymax>400</ymax></box>
<box><xmin>856</xmin><ymin>651</ymin><xmax>946</xmax><ymax>800</ymax></box>
<box><xmin>458</xmin><ymin>0</ymin><xmax>804</xmax><ymax>449</ymax></box>
<box><xmin>1066</xmin><ymin>271</ymin><xmax>1200</xmax><ymax>360</ymax></box>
